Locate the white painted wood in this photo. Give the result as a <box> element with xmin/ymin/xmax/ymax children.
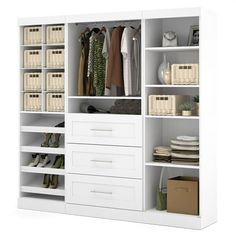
<box><xmin>145</xmin><ymin>46</ymin><xmax>199</xmax><ymax>52</ymax></box>
<box><xmin>145</xmin><ymin>162</ymin><xmax>199</xmax><ymax>169</ymax></box>
<box><xmin>66</xmin><ymin>174</ymin><xmax>142</xmax><ymax>211</ymax></box>
<box><xmin>21</xmin><ymin>166</ymin><xmax>65</xmax><ymax>175</ymax></box>
<box><xmin>66</xmin><ymin>144</ymin><xmax>142</xmax><ymax>178</ymax></box>
<box><xmin>68</xmin><ymin>96</ymin><xmax>141</xmax><ymax>100</ymax></box>
<box><xmin>21</xmin><ymin>144</ymin><xmax>65</xmax><ymax>154</ymax></box>
<box><xmin>66</xmin><ymin>114</ymin><xmax>142</xmax><ymax>147</ymax></box>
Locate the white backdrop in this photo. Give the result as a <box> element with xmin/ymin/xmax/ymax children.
<box><xmin>0</xmin><ymin>0</ymin><xmax>235</xmax><ymax>235</ymax></box>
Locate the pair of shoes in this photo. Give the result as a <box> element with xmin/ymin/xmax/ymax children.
<box><xmin>41</xmin><ymin>133</ymin><xmax>61</xmax><ymax>148</ymax></box>
<box><xmin>28</xmin><ymin>154</ymin><xmax>50</xmax><ymax>167</ymax></box>
<box><xmin>43</xmin><ymin>174</ymin><xmax>59</xmax><ymax>189</ymax></box>
<box><xmin>52</xmin><ymin>155</ymin><xmax>64</xmax><ymax>169</ymax></box>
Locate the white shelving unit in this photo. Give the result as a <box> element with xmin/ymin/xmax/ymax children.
<box><xmin>18</xmin><ymin>8</ymin><xmax>217</xmax><ymax>230</ymax></box>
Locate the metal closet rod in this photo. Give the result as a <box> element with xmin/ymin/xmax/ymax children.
<box><xmin>75</xmin><ymin>21</ymin><xmax>140</xmax><ymax>27</ymax></box>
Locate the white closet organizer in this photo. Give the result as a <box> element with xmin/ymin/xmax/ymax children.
<box><xmin>18</xmin><ymin>8</ymin><xmax>217</xmax><ymax>229</ymax></box>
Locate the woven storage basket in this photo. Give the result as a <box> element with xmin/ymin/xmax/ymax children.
<box><xmin>24</xmin><ymin>49</ymin><xmax>42</xmax><ymax>68</ymax></box>
<box><xmin>46</xmin><ymin>49</ymin><xmax>64</xmax><ymax>68</ymax></box>
<box><xmin>23</xmin><ymin>26</ymin><xmax>42</xmax><ymax>45</ymax></box>
<box><xmin>149</xmin><ymin>95</ymin><xmax>189</xmax><ymax>116</ymax></box>
<box><xmin>24</xmin><ymin>93</ymin><xmax>42</xmax><ymax>111</ymax></box>
<box><xmin>46</xmin><ymin>25</ymin><xmax>64</xmax><ymax>44</ymax></box>
<box><xmin>171</xmin><ymin>64</ymin><xmax>199</xmax><ymax>85</ymax></box>
<box><xmin>46</xmin><ymin>72</ymin><xmax>64</xmax><ymax>91</ymax></box>
<box><xmin>24</xmin><ymin>72</ymin><xmax>42</xmax><ymax>91</ymax></box>
<box><xmin>46</xmin><ymin>93</ymin><xmax>64</xmax><ymax>112</ymax></box>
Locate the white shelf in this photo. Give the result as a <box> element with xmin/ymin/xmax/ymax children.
<box><xmin>43</xmin><ymin>43</ymin><xmax>65</xmax><ymax>46</ymax></box>
<box><xmin>21</xmin><ymin>166</ymin><xmax>65</xmax><ymax>175</ymax></box>
<box><xmin>20</xmin><ymin>111</ymin><xmax>65</xmax><ymax>115</ymax></box>
<box><xmin>68</xmin><ymin>96</ymin><xmax>142</xmax><ymax>100</ymax></box>
<box><xmin>21</xmin><ymin>183</ymin><xmax>65</xmax><ymax>196</ymax></box>
<box><xmin>145</xmin><ymin>85</ymin><xmax>199</xmax><ymax>88</ymax></box>
<box><xmin>145</xmin><ymin>115</ymin><xmax>199</xmax><ymax>120</ymax></box>
<box><xmin>42</xmin><ymin>67</ymin><xmax>64</xmax><ymax>70</ymax></box>
<box><xmin>145</xmin><ymin>162</ymin><xmax>199</xmax><ymax>169</ymax></box>
<box><xmin>20</xmin><ymin>44</ymin><xmax>42</xmax><ymax>47</ymax></box>
<box><xmin>145</xmin><ymin>46</ymin><xmax>199</xmax><ymax>52</ymax></box>
<box><xmin>21</xmin><ymin>141</ymin><xmax>65</xmax><ymax>154</ymax></box>
<box><xmin>20</xmin><ymin>67</ymin><xmax>42</xmax><ymax>70</ymax></box>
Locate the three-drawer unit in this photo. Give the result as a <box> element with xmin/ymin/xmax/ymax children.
<box><xmin>65</xmin><ymin>114</ymin><xmax>143</xmax><ymax>211</ymax></box>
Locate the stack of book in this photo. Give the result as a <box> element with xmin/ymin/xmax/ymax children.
<box><xmin>170</xmin><ymin>136</ymin><xmax>199</xmax><ymax>165</ymax></box>
<box><xmin>153</xmin><ymin>146</ymin><xmax>171</xmax><ymax>163</ymax></box>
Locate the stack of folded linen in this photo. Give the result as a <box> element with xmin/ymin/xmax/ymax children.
<box><xmin>153</xmin><ymin>146</ymin><xmax>171</xmax><ymax>163</ymax></box>
<box><xmin>170</xmin><ymin>136</ymin><xmax>199</xmax><ymax>165</ymax></box>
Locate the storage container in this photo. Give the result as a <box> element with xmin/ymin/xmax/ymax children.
<box><xmin>171</xmin><ymin>64</ymin><xmax>199</xmax><ymax>85</ymax></box>
<box><xmin>46</xmin><ymin>49</ymin><xmax>64</xmax><ymax>68</ymax></box>
<box><xmin>23</xmin><ymin>26</ymin><xmax>42</xmax><ymax>45</ymax></box>
<box><xmin>46</xmin><ymin>93</ymin><xmax>64</xmax><ymax>112</ymax></box>
<box><xmin>24</xmin><ymin>93</ymin><xmax>42</xmax><ymax>111</ymax></box>
<box><xmin>46</xmin><ymin>25</ymin><xmax>64</xmax><ymax>44</ymax></box>
<box><xmin>149</xmin><ymin>95</ymin><xmax>189</xmax><ymax>116</ymax></box>
<box><xmin>167</xmin><ymin>176</ymin><xmax>199</xmax><ymax>215</ymax></box>
<box><xmin>46</xmin><ymin>72</ymin><xmax>64</xmax><ymax>91</ymax></box>
<box><xmin>24</xmin><ymin>49</ymin><xmax>42</xmax><ymax>68</ymax></box>
<box><xmin>24</xmin><ymin>72</ymin><xmax>42</xmax><ymax>91</ymax></box>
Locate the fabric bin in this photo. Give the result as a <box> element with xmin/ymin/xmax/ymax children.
<box><xmin>24</xmin><ymin>49</ymin><xmax>42</xmax><ymax>68</ymax></box>
<box><xmin>46</xmin><ymin>93</ymin><xmax>64</xmax><ymax>112</ymax></box>
<box><xmin>171</xmin><ymin>64</ymin><xmax>199</xmax><ymax>85</ymax></box>
<box><xmin>46</xmin><ymin>49</ymin><xmax>64</xmax><ymax>68</ymax></box>
<box><xmin>46</xmin><ymin>25</ymin><xmax>64</xmax><ymax>44</ymax></box>
<box><xmin>23</xmin><ymin>26</ymin><xmax>42</xmax><ymax>45</ymax></box>
<box><xmin>167</xmin><ymin>176</ymin><xmax>199</xmax><ymax>215</ymax></box>
<box><xmin>24</xmin><ymin>72</ymin><xmax>42</xmax><ymax>91</ymax></box>
<box><xmin>46</xmin><ymin>72</ymin><xmax>64</xmax><ymax>91</ymax></box>
<box><xmin>149</xmin><ymin>95</ymin><xmax>189</xmax><ymax>116</ymax></box>
<box><xmin>24</xmin><ymin>93</ymin><xmax>42</xmax><ymax>111</ymax></box>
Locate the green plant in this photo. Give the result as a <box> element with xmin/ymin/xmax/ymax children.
<box><xmin>193</xmin><ymin>95</ymin><xmax>199</xmax><ymax>103</ymax></box>
<box><xmin>179</xmin><ymin>102</ymin><xmax>194</xmax><ymax>111</ymax></box>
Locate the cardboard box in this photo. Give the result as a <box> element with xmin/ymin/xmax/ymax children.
<box><xmin>167</xmin><ymin>176</ymin><xmax>199</xmax><ymax>215</ymax></box>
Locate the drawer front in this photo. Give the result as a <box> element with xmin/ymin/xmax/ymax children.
<box><xmin>66</xmin><ymin>114</ymin><xmax>142</xmax><ymax>146</ymax></box>
<box><xmin>66</xmin><ymin>174</ymin><xmax>142</xmax><ymax>211</ymax></box>
<box><xmin>66</xmin><ymin>144</ymin><xmax>142</xmax><ymax>178</ymax></box>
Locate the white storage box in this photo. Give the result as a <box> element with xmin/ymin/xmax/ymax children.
<box><xmin>46</xmin><ymin>72</ymin><xmax>64</xmax><ymax>91</ymax></box>
<box><xmin>46</xmin><ymin>25</ymin><xmax>64</xmax><ymax>44</ymax></box>
<box><xmin>24</xmin><ymin>50</ymin><xmax>42</xmax><ymax>68</ymax></box>
<box><xmin>149</xmin><ymin>95</ymin><xmax>189</xmax><ymax>116</ymax></box>
<box><xmin>171</xmin><ymin>64</ymin><xmax>199</xmax><ymax>85</ymax></box>
<box><xmin>24</xmin><ymin>73</ymin><xmax>42</xmax><ymax>91</ymax></box>
<box><xmin>46</xmin><ymin>49</ymin><xmax>64</xmax><ymax>68</ymax></box>
<box><xmin>46</xmin><ymin>93</ymin><xmax>64</xmax><ymax>112</ymax></box>
<box><xmin>23</xmin><ymin>26</ymin><xmax>42</xmax><ymax>45</ymax></box>
<box><xmin>24</xmin><ymin>93</ymin><xmax>42</xmax><ymax>111</ymax></box>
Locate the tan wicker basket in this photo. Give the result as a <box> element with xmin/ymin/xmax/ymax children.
<box><xmin>46</xmin><ymin>49</ymin><xmax>64</xmax><ymax>68</ymax></box>
<box><xmin>149</xmin><ymin>95</ymin><xmax>189</xmax><ymax>116</ymax></box>
<box><xmin>46</xmin><ymin>25</ymin><xmax>64</xmax><ymax>44</ymax></box>
<box><xmin>171</xmin><ymin>64</ymin><xmax>199</xmax><ymax>85</ymax></box>
<box><xmin>46</xmin><ymin>93</ymin><xmax>64</xmax><ymax>112</ymax></box>
<box><xmin>24</xmin><ymin>93</ymin><xmax>42</xmax><ymax>111</ymax></box>
<box><xmin>23</xmin><ymin>26</ymin><xmax>42</xmax><ymax>45</ymax></box>
<box><xmin>46</xmin><ymin>72</ymin><xmax>64</xmax><ymax>91</ymax></box>
<box><xmin>24</xmin><ymin>72</ymin><xmax>42</xmax><ymax>91</ymax></box>
<box><xmin>24</xmin><ymin>49</ymin><xmax>42</xmax><ymax>68</ymax></box>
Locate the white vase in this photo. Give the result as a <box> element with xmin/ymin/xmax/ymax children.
<box><xmin>182</xmin><ymin>110</ymin><xmax>192</xmax><ymax>116</ymax></box>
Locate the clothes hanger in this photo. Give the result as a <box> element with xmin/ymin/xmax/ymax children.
<box><xmin>95</xmin><ymin>26</ymin><xmax>106</xmax><ymax>39</ymax></box>
<box><xmin>132</xmin><ymin>24</ymin><xmax>141</xmax><ymax>41</ymax></box>
<box><xmin>78</xmin><ymin>27</ymin><xmax>90</xmax><ymax>42</ymax></box>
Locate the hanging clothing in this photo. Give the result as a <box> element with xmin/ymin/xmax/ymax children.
<box><xmin>121</xmin><ymin>27</ymin><xmax>136</xmax><ymax>96</ymax></box>
<box><xmin>106</xmin><ymin>26</ymin><xmax>125</xmax><ymax>94</ymax></box>
<box><xmin>93</xmin><ymin>34</ymin><xmax>106</xmax><ymax>96</ymax></box>
<box><xmin>102</xmin><ymin>27</ymin><xmax>111</xmax><ymax>96</ymax></box>
<box><xmin>132</xmin><ymin>29</ymin><xmax>141</xmax><ymax>96</ymax></box>
<box><xmin>77</xmin><ymin>32</ymin><xmax>90</xmax><ymax>96</ymax></box>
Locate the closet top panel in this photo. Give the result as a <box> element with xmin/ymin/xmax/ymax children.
<box><xmin>18</xmin><ymin>8</ymin><xmax>201</xmax><ymax>26</ymax></box>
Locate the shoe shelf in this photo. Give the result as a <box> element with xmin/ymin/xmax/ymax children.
<box><xmin>145</xmin><ymin>162</ymin><xmax>199</xmax><ymax>170</ymax></box>
<box><xmin>145</xmin><ymin>46</ymin><xmax>199</xmax><ymax>52</ymax></box>
<box><xmin>21</xmin><ymin>184</ymin><xmax>65</xmax><ymax>196</ymax></box>
<box><xmin>145</xmin><ymin>85</ymin><xmax>199</xmax><ymax>88</ymax></box>
<box><xmin>21</xmin><ymin>166</ymin><xmax>65</xmax><ymax>175</ymax></box>
<box><xmin>145</xmin><ymin>115</ymin><xmax>199</xmax><ymax>120</ymax></box>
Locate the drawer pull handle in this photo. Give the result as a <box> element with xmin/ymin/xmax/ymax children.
<box><xmin>91</xmin><ymin>160</ymin><xmax>113</xmax><ymax>163</ymax></box>
<box><xmin>90</xmin><ymin>190</ymin><xmax>113</xmax><ymax>195</ymax></box>
<box><xmin>90</xmin><ymin>128</ymin><xmax>112</xmax><ymax>132</ymax></box>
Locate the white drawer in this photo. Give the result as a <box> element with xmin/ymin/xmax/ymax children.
<box><xmin>66</xmin><ymin>114</ymin><xmax>142</xmax><ymax>146</ymax></box>
<box><xmin>66</xmin><ymin>174</ymin><xmax>142</xmax><ymax>211</ymax></box>
<box><xmin>66</xmin><ymin>144</ymin><xmax>142</xmax><ymax>178</ymax></box>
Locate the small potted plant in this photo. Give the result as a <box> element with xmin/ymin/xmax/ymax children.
<box><xmin>179</xmin><ymin>102</ymin><xmax>194</xmax><ymax>116</ymax></box>
<box><xmin>193</xmin><ymin>95</ymin><xmax>199</xmax><ymax>116</ymax></box>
